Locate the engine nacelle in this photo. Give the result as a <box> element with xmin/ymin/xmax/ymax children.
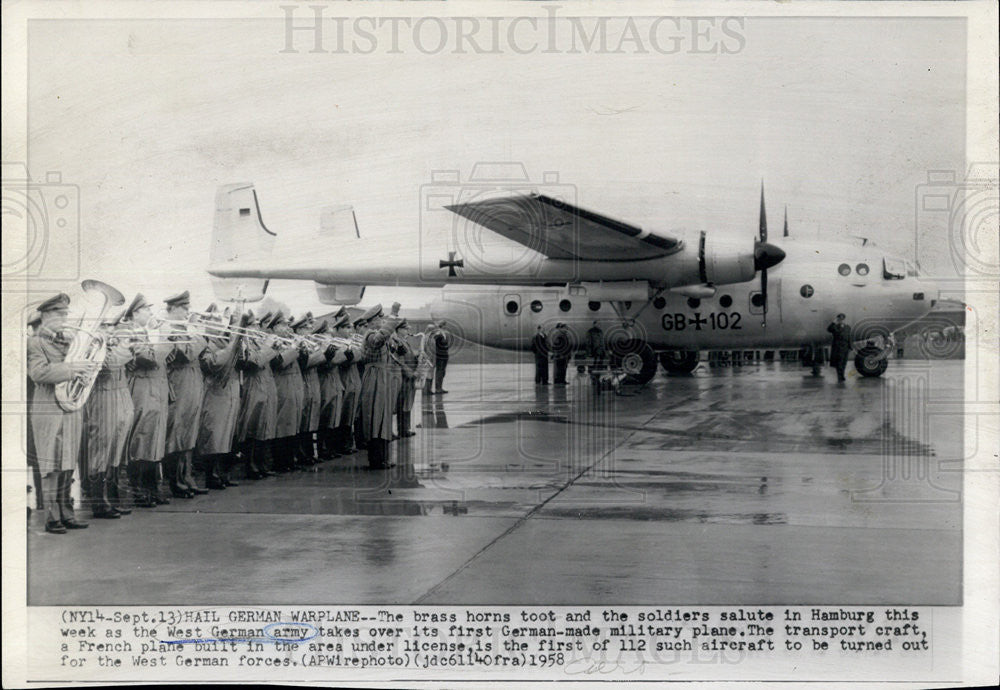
<box><xmin>701</xmin><ymin>234</ymin><xmax>757</xmax><ymax>285</ymax></box>
<box><xmin>314</xmin><ymin>282</ymin><xmax>365</xmax><ymax>305</ymax></box>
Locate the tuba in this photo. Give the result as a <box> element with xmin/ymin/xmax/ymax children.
<box><xmin>55</xmin><ymin>279</ymin><xmax>126</xmax><ymax>412</ymax></box>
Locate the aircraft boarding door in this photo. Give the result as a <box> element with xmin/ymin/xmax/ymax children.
<box><xmin>500</xmin><ymin>294</ymin><xmax>522</xmax><ymax>340</ymax></box>
<box><xmin>748</xmin><ymin>279</ymin><xmax>781</xmax><ymax>322</ymax></box>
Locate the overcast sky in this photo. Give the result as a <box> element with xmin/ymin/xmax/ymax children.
<box><xmin>20</xmin><ymin>12</ymin><xmax>965</xmax><ymax>314</ymax></box>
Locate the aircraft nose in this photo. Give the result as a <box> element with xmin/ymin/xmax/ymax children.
<box><xmin>754</xmin><ymin>241</ymin><xmax>786</xmax><ymax>271</ymax></box>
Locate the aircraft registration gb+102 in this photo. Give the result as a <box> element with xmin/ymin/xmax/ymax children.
<box><xmin>207</xmin><ymin>178</ymin><xmax>940</xmax><ymax>384</ymax></box>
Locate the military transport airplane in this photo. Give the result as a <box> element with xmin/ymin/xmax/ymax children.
<box><xmin>207</xmin><ymin>181</ymin><xmax>939</xmax><ymax>384</ymax></box>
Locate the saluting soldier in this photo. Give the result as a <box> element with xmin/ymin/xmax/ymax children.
<box><xmin>27</xmin><ymin>293</ymin><xmax>97</xmax><ymax>533</ymax></box>
<box><xmin>358</xmin><ymin>302</ymin><xmax>402</xmax><ymax>469</ymax></box>
<box><xmin>292</xmin><ymin>313</ymin><xmax>326</xmax><ymax>465</ymax></box>
<box><xmin>123</xmin><ymin>293</ymin><xmax>172</xmax><ymax>507</ymax></box>
<box><xmin>269</xmin><ymin>312</ymin><xmax>305</xmax><ymax>472</ymax></box>
<box><xmin>336</xmin><ymin>312</ymin><xmax>363</xmax><ymax>455</ymax></box>
<box><xmin>394</xmin><ymin>320</ymin><xmax>419</xmax><ymax>438</ymax></box>
<box><xmin>82</xmin><ymin>310</ymin><xmax>135</xmax><ymax>518</ymax></box>
<box><xmin>162</xmin><ymin>292</ymin><xmax>209</xmax><ymax>498</ymax></box>
<box><xmin>196</xmin><ymin>310</ymin><xmax>245</xmax><ymax>489</ymax></box>
<box><xmin>316</xmin><ymin>315</ymin><xmax>348</xmax><ymax>459</ymax></box>
<box><xmin>234</xmin><ymin>312</ymin><xmax>278</xmax><ymax>479</ymax></box>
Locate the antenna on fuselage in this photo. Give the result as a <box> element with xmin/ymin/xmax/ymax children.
<box><xmin>783</xmin><ymin>206</ymin><xmax>789</xmax><ymax>237</ymax></box>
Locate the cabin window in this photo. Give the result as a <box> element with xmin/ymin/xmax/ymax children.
<box><xmin>530</xmin><ymin>300</ymin><xmax>543</xmax><ymax>313</ymax></box>
<box><xmin>800</xmin><ymin>284</ymin><xmax>814</xmax><ymax>298</ymax></box>
<box><xmin>504</xmin><ymin>296</ymin><xmax>520</xmax><ymax>315</ymax></box>
<box><xmin>719</xmin><ymin>295</ymin><xmax>733</xmax><ymax>308</ymax></box>
<box><xmin>559</xmin><ymin>299</ymin><xmax>572</xmax><ymax>312</ymax></box>
<box><xmin>750</xmin><ymin>293</ymin><xmax>765</xmax><ymax>307</ymax></box>
<box><xmin>588</xmin><ymin>301</ymin><xmax>601</xmax><ymax>312</ymax></box>
<box><xmin>687</xmin><ymin>297</ymin><xmax>701</xmax><ymax>309</ymax></box>
<box><xmin>856</xmin><ymin>263</ymin><xmax>870</xmax><ymax>276</ymax></box>
<box><xmin>653</xmin><ymin>297</ymin><xmax>666</xmax><ymax>309</ymax></box>
<box><xmin>838</xmin><ymin>263</ymin><xmax>851</xmax><ymax>276</ymax></box>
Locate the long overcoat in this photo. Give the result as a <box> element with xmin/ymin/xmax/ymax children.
<box><xmin>196</xmin><ymin>335</ymin><xmax>242</xmax><ymax>455</ymax></box>
<box><xmin>165</xmin><ymin>333</ymin><xmax>208</xmax><ymax>453</ymax></box>
<box><xmin>83</xmin><ymin>335</ymin><xmax>134</xmax><ymax>473</ymax></box>
<box><xmin>27</xmin><ymin>327</ymin><xmax>84</xmax><ymax>474</ymax></box>
<box><xmin>272</xmin><ymin>345</ymin><xmax>304</xmax><ymax>438</ymax></box>
<box><xmin>235</xmin><ymin>339</ymin><xmax>277</xmax><ymax>442</ymax></box>
<box><xmin>127</xmin><ymin>327</ymin><xmax>170</xmax><ymax>464</ymax></box>
<box><xmin>359</xmin><ymin>324</ymin><xmax>398</xmax><ymax>441</ymax></box>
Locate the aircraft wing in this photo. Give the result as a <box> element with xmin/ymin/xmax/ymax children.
<box><xmin>445</xmin><ymin>194</ymin><xmax>682</xmax><ymax>261</ymax></box>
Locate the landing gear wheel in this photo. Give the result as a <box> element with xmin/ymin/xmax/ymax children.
<box><xmin>609</xmin><ymin>339</ymin><xmax>658</xmax><ymax>385</ymax></box>
<box><xmin>854</xmin><ymin>345</ymin><xmax>888</xmax><ymax>377</ymax></box>
<box><xmin>658</xmin><ymin>349</ymin><xmax>699</xmax><ymax>374</ymax></box>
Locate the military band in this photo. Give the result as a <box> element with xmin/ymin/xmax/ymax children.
<box><xmin>26</xmin><ymin>286</ymin><xmax>433</xmax><ymax>535</ymax></box>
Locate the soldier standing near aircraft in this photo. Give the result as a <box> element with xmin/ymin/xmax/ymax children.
<box><xmin>431</xmin><ymin>321</ymin><xmax>451</xmax><ymax>394</ymax></box>
<box><xmin>394</xmin><ymin>320</ymin><xmax>418</xmax><ymax>438</ymax></box>
<box><xmin>234</xmin><ymin>312</ymin><xmax>278</xmax><ymax>479</ymax></box>
<box><xmin>28</xmin><ymin>293</ymin><xmax>97</xmax><ymax>533</ymax></box>
<box><xmin>124</xmin><ymin>293</ymin><xmax>172</xmax><ymax>507</ymax></box>
<box><xmin>550</xmin><ymin>322</ymin><xmax>572</xmax><ymax>385</ymax></box>
<box><xmin>270</xmin><ymin>312</ymin><xmax>305</xmax><ymax>472</ymax></box>
<box><xmin>827</xmin><ymin>313</ymin><xmax>853</xmax><ymax>383</ymax></box>
<box><xmin>82</xmin><ymin>312</ymin><xmax>134</xmax><ymax>518</ymax></box>
<box><xmin>585</xmin><ymin>321</ymin><xmax>606</xmax><ymax>372</ymax></box>
<box><xmin>196</xmin><ymin>311</ymin><xmax>245</xmax><ymax>489</ymax></box>
<box><xmin>359</xmin><ymin>302</ymin><xmax>401</xmax><ymax>469</ymax></box>
<box><xmin>163</xmin><ymin>292</ymin><xmax>209</xmax><ymax>498</ymax></box>
<box><xmin>531</xmin><ymin>325</ymin><xmax>550</xmax><ymax>385</ymax></box>
<box><xmin>293</xmin><ymin>313</ymin><xmax>325</xmax><ymax>465</ymax></box>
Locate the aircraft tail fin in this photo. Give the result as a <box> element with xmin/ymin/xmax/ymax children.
<box><xmin>209</xmin><ymin>183</ymin><xmax>277</xmax><ymax>302</ymax></box>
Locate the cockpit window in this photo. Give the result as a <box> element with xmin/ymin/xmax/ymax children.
<box><xmin>883</xmin><ymin>258</ymin><xmax>906</xmax><ymax>280</ymax></box>
<box><xmin>838</xmin><ymin>263</ymin><xmax>851</xmax><ymax>276</ymax></box>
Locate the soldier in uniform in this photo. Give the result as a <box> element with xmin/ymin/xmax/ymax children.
<box><xmin>827</xmin><ymin>313</ymin><xmax>853</xmax><ymax>383</ymax></box>
<box><xmin>531</xmin><ymin>325</ymin><xmax>550</xmax><ymax>385</ymax></box>
<box><xmin>162</xmin><ymin>292</ymin><xmax>209</xmax><ymax>498</ymax></box>
<box><xmin>292</xmin><ymin>313</ymin><xmax>326</xmax><ymax>465</ymax></box>
<box><xmin>336</xmin><ymin>312</ymin><xmax>363</xmax><ymax>455</ymax></box>
<box><xmin>26</xmin><ymin>311</ymin><xmax>43</xmax><ymax>515</ymax></box>
<box><xmin>431</xmin><ymin>321</ymin><xmax>451</xmax><ymax>394</ymax></box>
<box><xmin>123</xmin><ymin>293</ymin><xmax>172</xmax><ymax>507</ymax></box>
<box><xmin>316</xmin><ymin>314</ymin><xmax>349</xmax><ymax>459</ymax></box>
<box><xmin>394</xmin><ymin>320</ymin><xmax>419</xmax><ymax>438</ymax></box>
<box><xmin>196</xmin><ymin>310</ymin><xmax>245</xmax><ymax>489</ymax></box>
<box><xmin>27</xmin><ymin>293</ymin><xmax>97</xmax><ymax>533</ymax></box>
<box><xmin>269</xmin><ymin>312</ymin><xmax>306</xmax><ymax>472</ymax></box>
<box><xmin>234</xmin><ymin>312</ymin><xmax>278</xmax><ymax>479</ymax></box>
<box><xmin>550</xmin><ymin>322</ymin><xmax>572</xmax><ymax>385</ymax></box>
<box><xmin>358</xmin><ymin>303</ymin><xmax>402</xmax><ymax>469</ymax></box>
<box><xmin>82</xmin><ymin>311</ymin><xmax>135</xmax><ymax>518</ymax></box>
<box><xmin>585</xmin><ymin>321</ymin><xmax>606</xmax><ymax>372</ymax></box>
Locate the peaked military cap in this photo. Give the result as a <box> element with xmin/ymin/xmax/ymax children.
<box><xmin>37</xmin><ymin>292</ymin><xmax>71</xmax><ymax>313</ymax></box>
<box><xmin>164</xmin><ymin>290</ymin><xmax>191</xmax><ymax>308</ymax></box>
<box><xmin>311</xmin><ymin>320</ymin><xmax>329</xmax><ymax>335</ymax></box>
<box><xmin>394</xmin><ymin>319</ymin><xmax>409</xmax><ymax>331</ymax></box>
<box><xmin>124</xmin><ymin>293</ymin><xmax>152</xmax><ymax>319</ymax></box>
<box><xmin>359</xmin><ymin>303</ymin><xmax>383</xmax><ymax>324</ymax></box>
<box><xmin>256</xmin><ymin>311</ymin><xmax>273</xmax><ymax>326</ymax></box>
<box><xmin>332</xmin><ymin>312</ymin><xmax>351</xmax><ymax>328</ymax></box>
<box><xmin>291</xmin><ymin>312</ymin><xmax>313</xmax><ymax>330</ymax></box>
<box><xmin>266</xmin><ymin>311</ymin><xmax>285</xmax><ymax>329</ymax></box>
<box><xmin>334</xmin><ymin>305</ymin><xmax>349</xmax><ymax>318</ymax></box>
<box><xmin>26</xmin><ymin>310</ymin><xmax>42</xmax><ymax>328</ymax></box>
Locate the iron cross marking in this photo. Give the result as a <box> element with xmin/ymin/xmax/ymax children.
<box><xmin>439</xmin><ymin>251</ymin><xmax>464</xmax><ymax>277</ymax></box>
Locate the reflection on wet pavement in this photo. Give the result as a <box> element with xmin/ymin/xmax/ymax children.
<box><xmin>28</xmin><ymin>360</ymin><xmax>963</xmax><ymax>605</ymax></box>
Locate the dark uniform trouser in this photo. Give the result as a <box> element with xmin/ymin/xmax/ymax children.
<box><xmin>43</xmin><ymin>470</ymin><xmax>77</xmax><ymax>524</ymax></box>
<box><xmin>433</xmin><ymin>357</ymin><xmax>448</xmax><ymax>391</ymax></box>
<box><xmin>554</xmin><ymin>357</ymin><xmax>569</xmax><ymax>384</ymax></box>
<box><xmin>534</xmin><ymin>355</ymin><xmax>549</xmax><ymax>384</ymax></box>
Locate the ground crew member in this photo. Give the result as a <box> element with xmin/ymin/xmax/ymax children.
<box><xmin>531</xmin><ymin>325</ymin><xmax>550</xmax><ymax>385</ymax></box>
<box><xmin>163</xmin><ymin>291</ymin><xmax>209</xmax><ymax>498</ymax></box>
<box><xmin>82</xmin><ymin>312</ymin><xmax>134</xmax><ymax>518</ymax></box>
<box><xmin>827</xmin><ymin>313</ymin><xmax>853</xmax><ymax>382</ymax></box>
<box><xmin>28</xmin><ymin>293</ymin><xmax>97</xmax><ymax>533</ymax></box>
<box><xmin>431</xmin><ymin>321</ymin><xmax>450</xmax><ymax>394</ymax></box>
<box><xmin>551</xmin><ymin>322</ymin><xmax>572</xmax><ymax>385</ymax></box>
<box><xmin>124</xmin><ymin>293</ymin><xmax>172</xmax><ymax>507</ymax></box>
<box><xmin>585</xmin><ymin>321</ymin><xmax>606</xmax><ymax>372</ymax></box>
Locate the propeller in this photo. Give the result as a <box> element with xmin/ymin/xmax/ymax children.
<box><xmin>754</xmin><ymin>183</ymin><xmax>786</xmax><ymax>327</ymax></box>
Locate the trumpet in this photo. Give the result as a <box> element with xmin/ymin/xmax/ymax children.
<box><xmin>55</xmin><ymin>279</ymin><xmax>127</xmax><ymax>412</ymax></box>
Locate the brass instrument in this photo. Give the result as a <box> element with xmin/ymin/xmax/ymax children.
<box><xmin>55</xmin><ymin>279</ymin><xmax>126</xmax><ymax>412</ymax></box>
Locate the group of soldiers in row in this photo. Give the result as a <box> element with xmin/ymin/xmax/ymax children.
<box><xmin>26</xmin><ymin>290</ymin><xmax>452</xmax><ymax>535</ymax></box>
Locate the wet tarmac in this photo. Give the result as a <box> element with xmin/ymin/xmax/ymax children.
<box><xmin>27</xmin><ymin>360</ymin><xmax>962</xmax><ymax>605</ymax></box>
